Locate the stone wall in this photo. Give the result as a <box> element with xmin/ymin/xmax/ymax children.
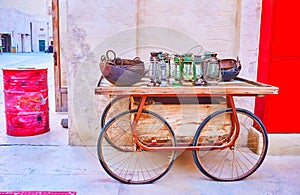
<box><xmin>64</xmin><ymin>0</ymin><xmax>262</xmax><ymax>146</ymax></box>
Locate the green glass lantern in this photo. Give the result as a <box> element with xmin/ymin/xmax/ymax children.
<box><xmin>182</xmin><ymin>53</ymin><xmax>195</xmax><ymax>81</ymax></box>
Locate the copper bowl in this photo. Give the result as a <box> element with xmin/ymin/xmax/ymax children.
<box><xmin>99</xmin><ymin>58</ymin><xmax>146</xmax><ymax>86</ymax></box>
<box><xmin>219</xmin><ymin>58</ymin><xmax>240</xmax><ymax>69</ymax></box>
<box><xmin>219</xmin><ymin>58</ymin><xmax>241</xmax><ymax>81</ymax></box>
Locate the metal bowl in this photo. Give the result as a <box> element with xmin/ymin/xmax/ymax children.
<box><xmin>99</xmin><ymin>59</ymin><xmax>146</xmax><ymax>86</ymax></box>
<box><xmin>221</xmin><ymin>66</ymin><xmax>241</xmax><ymax>81</ymax></box>
<box><xmin>219</xmin><ymin>58</ymin><xmax>241</xmax><ymax>81</ymax></box>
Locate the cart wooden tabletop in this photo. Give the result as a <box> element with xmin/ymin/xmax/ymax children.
<box><xmin>95</xmin><ymin>77</ymin><xmax>279</xmax><ymax>97</ymax></box>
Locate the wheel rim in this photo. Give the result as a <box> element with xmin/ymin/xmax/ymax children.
<box><xmin>101</xmin><ymin>97</ymin><xmax>131</xmax><ymax>128</ymax></box>
<box><xmin>98</xmin><ymin>110</ymin><xmax>176</xmax><ymax>184</ymax></box>
<box><xmin>193</xmin><ymin>108</ymin><xmax>268</xmax><ymax>181</ymax></box>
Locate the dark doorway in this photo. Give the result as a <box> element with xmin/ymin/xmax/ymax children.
<box><xmin>1</xmin><ymin>34</ymin><xmax>11</xmax><ymax>52</ymax></box>
<box><xmin>39</xmin><ymin>40</ymin><xmax>46</xmax><ymax>52</ymax></box>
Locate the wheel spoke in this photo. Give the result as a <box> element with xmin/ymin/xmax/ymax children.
<box><xmin>98</xmin><ymin>109</ymin><xmax>176</xmax><ymax>184</ymax></box>
<box><xmin>193</xmin><ymin>108</ymin><xmax>268</xmax><ymax>181</ymax></box>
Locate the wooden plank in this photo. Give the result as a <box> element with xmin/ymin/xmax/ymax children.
<box><xmin>110</xmin><ymin>97</ymin><xmax>227</xmax><ymax>138</ymax></box>
<box><xmin>144</xmin><ymin>102</ymin><xmax>227</xmax><ymax>137</ymax></box>
<box><xmin>95</xmin><ymin>77</ymin><xmax>279</xmax><ymax>96</ymax></box>
<box><xmin>235</xmin><ymin>77</ymin><xmax>274</xmax><ymax>87</ymax></box>
<box><xmin>52</xmin><ymin>0</ymin><xmax>65</xmax><ymax>112</ymax></box>
<box><xmin>59</xmin><ymin>86</ymin><xmax>68</xmax><ymax>94</ymax></box>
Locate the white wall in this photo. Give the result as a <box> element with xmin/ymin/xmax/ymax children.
<box><xmin>0</xmin><ymin>0</ymin><xmax>52</xmax><ymax>52</ymax></box>
<box><xmin>137</xmin><ymin>0</ymin><xmax>239</xmax><ymax>58</ymax></box>
<box><xmin>64</xmin><ymin>0</ymin><xmax>262</xmax><ymax>146</ymax></box>
<box><xmin>0</xmin><ymin>0</ymin><xmax>48</xmax><ymax>16</ymax></box>
<box><xmin>65</xmin><ymin>0</ymin><xmax>137</xmax><ymax>145</ymax></box>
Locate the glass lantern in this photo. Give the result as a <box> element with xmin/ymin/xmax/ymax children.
<box><xmin>182</xmin><ymin>53</ymin><xmax>195</xmax><ymax>81</ymax></box>
<box><xmin>194</xmin><ymin>55</ymin><xmax>203</xmax><ymax>81</ymax></box>
<box><xmin>172</xmin><ymin>54</ymin><xmax>183</xmax><ymax>86</ymax></box>
<box><xmin>149</xmin><ymin>51</ymin><xmax>163</xmax><ymax>84</ymax></box>
<box><xmin>160</xmin><ymin>59</ymin><xmax>167</xmax><ymax>86</ymax></box>
<box><xmin>203</xmin><ymin>53</ymin><xmax>221</xmax><ymax>85</ymax></box>
<box><xmin>162</xmin><ymin>53</ymin><xmax>171</xmax><ymax>80</ymax></box>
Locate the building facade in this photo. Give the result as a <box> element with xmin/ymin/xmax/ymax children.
<box><xmin>0</xmin><ymin>0</ymin><xmax>52</xmax><ymax>53</ymax></box>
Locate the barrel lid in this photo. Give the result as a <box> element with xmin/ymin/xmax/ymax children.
<box><xmin>2</xmin><ymin>67</ymin><xmax>48</xmax><ymax>70</ymax></box>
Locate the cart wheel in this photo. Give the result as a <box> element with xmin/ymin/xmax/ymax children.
<box><xmin>101</xmin><ymin>96</ymin><xmax>131</xmax><ymax>128</ymax></box>
<box><xmin>97</xmin><ymin>109</ymin><xmax>177</xmax><ymax>184</ymax></box>
<box><xmin>192</xmin><ymin>108</ymin><xmax>268</xmax><ymax>181</ymax></box>
<box><xmin>101</xmin><ymin>97</ymin><xmax>132</xmax><ymax>152</ymax></box>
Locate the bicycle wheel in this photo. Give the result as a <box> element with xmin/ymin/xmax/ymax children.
<box><xmin>192</xmin><ymin>108</ymin><xmax>268</xmax><ymax>181</ymax></box>
<box><xmin>97</xmin><ymin>109</ymin><xmax>177</xmax><ymax>184</ymax></box>
<box><xmin>101</xmin><ymin>96</ymin><xmax>131</xmax><ymax>128</ymax></box>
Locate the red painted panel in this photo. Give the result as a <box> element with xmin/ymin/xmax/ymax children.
<box><xmin>256</xmin><ymin>0</ymin><xmax>300</xmax><ymax>133</ymax></box>
<box><xmin>255</xmin><ymin>0</ymin><xmax>275</xmax><ymax>122</ymax></box>
<box><xmin>265</xmin><ymin>59</ymin><xmax>300</xmax><ymax>133</ymax></box>
<box><xmin>271</xmin><ymin>0</ymin><xmax>300</xmax><ymax>57</ymax></box>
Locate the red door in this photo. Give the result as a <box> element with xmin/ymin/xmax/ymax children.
<box><xmin>256</xmin><ymin>0</ymin><xmax>300</xmax><ymax>133</ymax></box>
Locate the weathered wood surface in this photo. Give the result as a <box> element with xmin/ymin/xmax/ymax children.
<box><xmin>143</xmin><ymin>103</ymin><xmax>227</xmax><ymax>138</ymax></box>
<box><xmin>95</xmin><ymin>77</ymin><xmax>279</xmax><ymax>97</ymax></box>
<box><xmin>102</xmin><ymin>96</ymin><xmax>227</xmax><ymax>139</ymax></box>
<box><xmin>95</xmin><ymin>77</ymin><xmax>278</xmax><ymax>140</ymax></box>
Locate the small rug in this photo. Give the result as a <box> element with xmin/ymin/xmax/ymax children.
<box><xmin>0</xmin><ymin>192</ymin><xmax>76</xmax><ymax>195</ymax></box>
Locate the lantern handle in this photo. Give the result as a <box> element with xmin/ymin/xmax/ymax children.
<box><xmin>187</xmin><ymin>44</ymin><xmax>204</xmax><ymax>54</ymax></box>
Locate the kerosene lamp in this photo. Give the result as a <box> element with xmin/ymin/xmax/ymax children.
<box><xmin>194</xmin><ymin>55</ymin><xmax>203</xmax><ymax>81</ymax></box>
<box><xmin>162</xmin><ymin>53</ymin><xmax>171</xmax><ymax>80</ymax></box>
<box><xmin>182</xmin><ymin>53</ymin><xmax>195</xmax><ymax>82</ymax></box>
<box><xmin>159</xmin><ymin>53</ymin><xmax>171</xmax><ymax>86</ymax></box>
<box><xmin>149</xmin><ymin>51</ymin><xmax>163</xmax><ymax>84</ymax></box>
<box><xmin>203</xmin><ymin>53</ymin><xmax>221</xmax><ymax>85</ymax></box>
<box><xmin>172</xmin><ymin>54</ymin><xmax>183</xmax><ymax>86</ymax></box>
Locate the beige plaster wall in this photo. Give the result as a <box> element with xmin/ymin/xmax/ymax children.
<box><xmin>0</xmin><ymin>0</ymin><xmax>48</xmax><ymax>16</ymax></box>
<box><xmin>58</xmin><ymin>0</ymin><xmax>68</xmax><ymax>87</ymax></box>
<box><xmin>137</xmin><ymin>0</ymin><xmax>239</xmax><ymax>58</ymax></box>
<box><xmin>63</xmin><ymin>0</ymin><xmax>262</xmax><ymax>146</ymax></box>
<box><xmin>235</xmin><ymin>0</ymin><xmax>262</xmax><ymax>110</ymax></box>
<box><xmin>65</xmin><ymin>0</ymin><xmax>137</xmax><ymax>145</ymax></box>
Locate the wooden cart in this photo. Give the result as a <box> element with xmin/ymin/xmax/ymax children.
<box><xmin>95</xmin><ymin>77</ymin><xmax>278</xmax><ymax>184</ymax></box>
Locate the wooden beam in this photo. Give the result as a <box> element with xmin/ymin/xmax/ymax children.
<box><xmin>52</xmin><ymin>0</ymin><xmax>63</xmax><ymax>112</ymax></box>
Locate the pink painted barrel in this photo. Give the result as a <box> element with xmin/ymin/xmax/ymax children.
<box><xmin>3</xmin><ymin>68</ymin><xmax>50</xmax><ymax>136</ymax></box>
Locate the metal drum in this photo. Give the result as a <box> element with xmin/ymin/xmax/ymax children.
<box><xmin>3</xmin><ymin>68</ymin><xmax>50</xmax><ymax>136</ymax></box>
